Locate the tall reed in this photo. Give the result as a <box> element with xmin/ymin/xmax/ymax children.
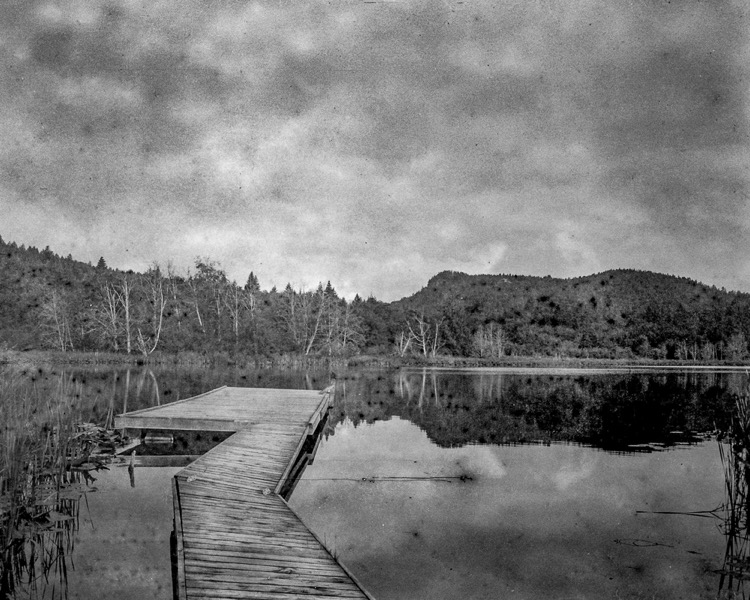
<box><xmin>718</xmin><ymin>377</ymin><xmax>750</xmax><ymax>599</ymax></box>
<box><xmin>0</xmin><ymin>371</ymin><xmax>91</xmax><ymax>600</ymax></box>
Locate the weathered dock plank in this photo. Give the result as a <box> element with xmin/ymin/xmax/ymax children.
<box><xmin>115</xmin><ymin>386</ymin><xmax>331</xmax><ymax>431</ymax></box>
<box><xmin>117</xmin><ymin>386</ymin><xmax>374</xmax><ymax>600</ymax></box>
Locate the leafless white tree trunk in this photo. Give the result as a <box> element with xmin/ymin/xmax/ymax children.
<box><xmin>473</xmin><ymin>322</ymin><xmax>506</xmax><ymax>358</ymax></box>
<box><xmin>303</xmin><ymin>286</ymin><xmax>327</xmax><ymax>356</ymax></box>
<box><xmin>430</xmin><ymin>317</ymin><xmax>444</xmax><ymax>357</ymax></box>
<box><xmin>224</xmin><ymin>285</ymin><xmax>244</xmax><ymax>343</ymax></box>
<box><xmin>136</xmin><ymin>267</ymin><xmax>168</xmax><ymax>355</ymax></box>
<box><xmin>187</xmin><ymin>271</ymin><xmax>205</xmax><ymax>335</ymax></box>
<box><xmin>120</xmin><ymin>276</ymin><xmax>133</xmax><ymax>354</ymax></box>
<box><xmin>337</xmin><ymin>302</ymin><xmax>364</xmax><ymax>352</ymax></box>
<box><xmin>40</xmin><ymin>289</ymin><xmax>73</xmax><ymax>351</ymax></box>
<box><xmin>408</xmin><ymin>313</ymin><xmax>431</xmax><ymax>357</ymax></box>
<box><xmin>96</xmin><ymin>283</ymin><xmax>122</xmax><ymax>351</ymax></box>
<box><xmin>396</xmin><ymin>330</ymin><xmax>413</xmax><ymax>357</ymax></box>
<box><xmin>166</xmin><ymin>261</ymin><xmax>182</xmax><ymax>330</ymax></box>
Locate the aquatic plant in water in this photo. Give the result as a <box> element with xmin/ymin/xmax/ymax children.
<box><xmin>718</xmin><ymin>378</ymin><xmax>750</xmax><ymax>599</ymax></box>
<box><xmin>0</xmin><ymin>373</ymin><xmax>106</xmax><ymax>600</ymax></box>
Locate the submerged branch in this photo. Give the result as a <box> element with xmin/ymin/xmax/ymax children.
<box><xmin>635</xmin><ymin>507</ymin><xmax>723</xmax><ymax>519</ymax></box>
<box><xmin>302</xmin><ymin>475</ymin><xmax>475</xmax><ymax>483</ymax></box>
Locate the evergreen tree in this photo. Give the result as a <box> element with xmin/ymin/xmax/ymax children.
<box><xmin>324</xmin><ymin>280</ymin><xmax>338</xmax><ymax>299</ymax></box>
<box><xmin>245</xmin><ymin>271</ymin><xmax>260</xmax><ymax>292</ymax></box>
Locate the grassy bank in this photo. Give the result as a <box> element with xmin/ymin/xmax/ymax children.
<box><xmin>0</xmin><ymin>349</ymin><xmax>349</xmax><ymax>371</ymax></box>
<box><xmin>348</xmin><ymin>353</ymin><xmax>750</xmax><ymax>370</ymax></box>
<box><xmin>2</xmin><ymin>348</ymin><xmax>748</xmax><ymax>372</ymax></box>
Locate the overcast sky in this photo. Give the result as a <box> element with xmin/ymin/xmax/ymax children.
<box><xmin>1</xmin><ymin>1</ymin><xmax>748</xmax><ymax>300</ymax></box>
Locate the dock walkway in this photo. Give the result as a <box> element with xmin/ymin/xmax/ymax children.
<box><xmin>115</xmin><ymin>386</ymin><xmax>373</xmax><ymax>600</ymax></box>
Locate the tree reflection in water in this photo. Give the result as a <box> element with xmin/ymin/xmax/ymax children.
<box><xmin>334</xmin><ymin>368</ymin><xmax>740</xmax><ymax>450</ymax></box>
<box><xmin>329</xmin><ymin>368</ymin><xmax>750</xmax><ymax>597</ymax></box>
<box><xmin>4</xmin><ymin>364</ymin><xmax>750</xmax><ymax>599</ymax></box>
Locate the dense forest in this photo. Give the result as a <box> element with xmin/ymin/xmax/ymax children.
<box><xmin>395</xmin><ymin>270</ymin><xmax>750</xmax><ymax>361</ymax></box>
<box><xmin>1</xmin><ymin>235</ymin><xmax>749</xmax><ymax>361</ymax></box>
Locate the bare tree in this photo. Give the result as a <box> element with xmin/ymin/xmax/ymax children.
<box><xmin>186</xmin><ymin>271</ymin><xmax>205</xmax><ymax>335</ymax></box>
<box><xmin>302</xmin><ymin>285</ymin><xmax>327</xmax><ymax>355</ymax></box>
<box><xmin>241</xmin><ymin>285</ymin><xmax>259</xmax><ymax>354</ymax></box>
<box><xmin>472</xmin><ymin>322</ymin><xmax>506</xmax><ymax>358</ymax></box>
<box><xmin>337</xmin><ymin>302</ymin><xmax>365</xmax><ymax>353</ymax></box>
<box><xmin>395</xmin><ymin>330</ymin><xmax>413</xmax><ymax>357</ymax></box>
<box><xmin>241</xmin><ymin>286</ymin><xmax>257</xmax><ymax>322</ymax></box>
<box><xmin>430</xmin><ymin>317</ymin><xmax>444</xmax><ymax>357</ymax></box>
<box><xmin>192</xmin><ymin>258</ymin><xmax>228</xmax><ymax>341</ymax></box>
<box><xmin>165</xmin><ymin>261</ymin><xmax>183</xmax><ymax>331</ymax></box>
<box><xmin>408</xmin><ymin>313</ymin><xmax>432</xmax><ymax>357</ymax></box>
<box><xmin>278</xmin><ymin>284</ymin><xmax>330</xmax><ymax>355</ymax></box>
<box><xmin>119</xmin><ymin>276</ymin><xmax>133</xmax><ymax>354</ymax></box>
<box><xmin>320</xmin><ymin>300</ymin><xmax>365</xmax><ymax>356</ymax></box>
<box><xmin>700</xmin><ymin>341</ymin><xmax>716</xmax><ymax>362</ymax></box>
<box><xmin>135</xmin><ymin>265</ymin><xmax>167</xmax><ymax>355</ymax></box>
<box><xmin>224</xmin><ymin>284</ymin><xmax>251</xmax><ymax>344</ymax></box>
<box><xmin>726</xmin><ymin>332</ymin><xmax>749</xmax><ymax>362</ymax></box>
<box><xmin>405</xmin><ymin>312</ymin><xmax>444</xmax><ymax>358</ymax></box>
<box><xmin>279</xmin><ymin>284</ymin><xmax>301</xmax><ymax>350</ymax></box>
<box><xmin>39</xmin><ymin>289</ymin><xmax>74</xmax><ymax>351</ymax></box>
<box><xmin>93</xmin><ymin>283</ymin><xmax>123</xmax><ymax>351</ymax></box>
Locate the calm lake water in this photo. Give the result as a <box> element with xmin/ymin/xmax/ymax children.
<box><xmin>2</xmin><ymin>364</ymin><xmax>747</xmax><ymax>599</ymax></box>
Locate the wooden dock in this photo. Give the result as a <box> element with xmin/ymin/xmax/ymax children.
<box><xmin>115</xmin><ymin>386</ymin><xmax>374</xmax><ymax>600</ymax></box>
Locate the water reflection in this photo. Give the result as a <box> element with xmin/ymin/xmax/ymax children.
<box><xmin>2</xmin><ymin>364</ymin><xmax>749</xmax><ymax>600</ymax></box>
<box><xmin>292</xmin><ymin>417</ymin><xmax>724</xmax><ymax>600</ymax></box>
<box><xmin>0</xmin><ymin>371</ymin><xmax>104</xmax><ymax>600</ymax></box>
<box><xmin>1</xmin><ymin>365</ymin><xmax>331</xmax><ymax>429</ymax></box>
<box><xmin>1</xmin><ymin>471</ymin><xmax>89</xmax><ymax>600</ymax></box>
<box><xmin>6</xmin><ymin>364</ymin><xmax>742</xmax><ymax>454</ymax></box>
<box><xmin>296</xmin><ymin>368</ymin><xmax>750</xmax><ymax>600</ymax></box>
<box><xmin>331</xmin><ymin>368</ymin><xmax>743</xmax><ymax>451</ymax></box>
<box><xmin>0</xmin><ymin>364</ymin><xmax>333</xmax><ymax>599</ymax></box>
<box><xmin>67</xmin><ymin>466</ymin><xmax>178</xmax><ymax>600</ymax></box>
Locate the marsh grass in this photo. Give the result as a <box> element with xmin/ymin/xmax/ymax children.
<box><xmin>718</xmin><ymin>378</ymin><xmax>750</xmax><ymax>599</ymax></box>
<box><xmin>0</xmin><ymin>372</ymin><xmax>103</xmax><ymax>600</ymax></box>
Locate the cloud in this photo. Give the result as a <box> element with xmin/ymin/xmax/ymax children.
<box><xmin>0</xmin><ymin>0</ymin><xmax>748</xmax><ymax>299</ymax></box>
<box><xmin>556</xmin><ymin>225</ymin><xmax>601</xmax><ymax>276</ymax></box>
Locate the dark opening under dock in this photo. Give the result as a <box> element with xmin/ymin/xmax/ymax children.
<box><xmin>115</xmin><ymin>385</ymin><xmax>374</xmax><ymax>600</ymax></box>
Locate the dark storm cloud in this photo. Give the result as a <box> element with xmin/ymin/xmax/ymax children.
<box><xmin>582</xmin><ymin>1</ymin><xmax>748</xmax><ymax>277</ymax></box>
<box><xmin>1</xmin><ymin>0</ymin><xmax>747</xmax><ymax>298</ymax></box>
<box><xmin>594</xmin><ymin>51</ymin><xmax>743</xmax><ymax>153</ymax></box>
<box><xmin>24</xmin><ymin>21</ymin><xmax>223</xmax><ymax>150</ymax></box>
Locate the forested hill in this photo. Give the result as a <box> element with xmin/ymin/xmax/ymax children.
<box><xmin>393</xmin><ymin>270</ymin><xmax>750</xmax><ymax>360</ymax></box>
<box><xmin>1</xmin><ymin>234</ymin><xmax>749</xmax><ymax>361</ymax></box>
<box><xmin>0</xmin><ymin>236</ymin><xmax>377</xmax><ymax>356</ymax></box>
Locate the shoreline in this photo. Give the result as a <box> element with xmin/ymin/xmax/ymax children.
<box><xmin>1</xmin><ymin>348</ymin><xmax>748</xmax><ymax>371</ymax></box>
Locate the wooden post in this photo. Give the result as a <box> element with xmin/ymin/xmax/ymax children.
<box><xmin>171</xmin><ymin>476</ymin><xmax>187</xmax><ymax>600</ymax></box>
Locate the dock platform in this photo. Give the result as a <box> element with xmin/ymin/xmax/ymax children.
<box><xmin>115</xmin><ymin>386</ymin><xmax>373</xmax><ymax>600</ymax></box>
